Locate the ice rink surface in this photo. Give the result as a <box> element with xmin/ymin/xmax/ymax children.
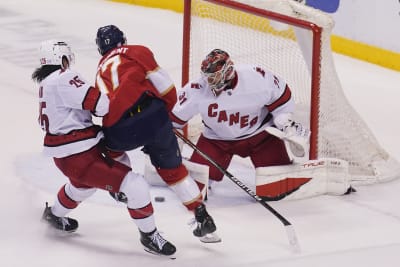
<box><xmin>1</xmin><ymin>0</ymin><xmax>400</xmax><ymax>266</ymax></box>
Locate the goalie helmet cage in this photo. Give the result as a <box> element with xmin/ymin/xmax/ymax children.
<box><xmin>181</xmin><ymin>0</ymin><xmax>400</xmax><ymax>184</ymax></box>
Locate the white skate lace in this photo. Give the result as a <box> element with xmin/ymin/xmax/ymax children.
<box><xmin>150</xmin><ymin>231</ymin><xmax>167</xmax><ymax>249</ymax></box>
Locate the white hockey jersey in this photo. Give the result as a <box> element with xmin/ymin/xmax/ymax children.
<box><xmin>172</xmin><ymin>64</ymin><xmax>295</xmax><ymax>140</ymax></box>
<box><xmin>38</xmin><ymin>68</ymin><xmax>109</xmax><ymax>158</ymax></box>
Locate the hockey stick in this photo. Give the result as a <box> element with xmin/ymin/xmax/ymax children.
<box><xmin>174</xmin><ymin>130</ymin><xmax>301</xmax><ymax>253</ymax></box>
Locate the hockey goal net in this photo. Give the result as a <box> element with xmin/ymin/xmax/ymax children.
<box><xmin>181</xmin><ymin>0</ymin><xmax>400</xmax><ymax>184</ymax></box>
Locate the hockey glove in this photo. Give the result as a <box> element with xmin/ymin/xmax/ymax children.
<box><xmin>266</xmin><ymin>119</ymin><xmax>310</xmax><ymax>159</ymax></box>
<box><xmin>283</xmin><ymin>120</ymin><xmax>310</xmax><ymax>140</ymax></box>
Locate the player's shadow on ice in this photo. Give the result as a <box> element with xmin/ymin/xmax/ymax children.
<box><xmin>43</xmin><ymin>227</ymin><xmax>155</xmax><ymax>258</ymax></box>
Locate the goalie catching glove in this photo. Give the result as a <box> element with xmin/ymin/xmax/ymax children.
<box><xmin>267</xmin><ymin>113</ymin><xmax>311</xmax><ymax>159</ymax></box>
<box><xmin>282</xmin><ymin>120</ymin><xmax>310</xmax><ymax>140</ymax></box>
<box><xmin>273</xmin><ymin>112</ymin><xmax>310</xmax><ymax>139</ymax></box>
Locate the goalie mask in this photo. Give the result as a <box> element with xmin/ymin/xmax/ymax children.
<box><xmin>201</xmin><ymin>49</ymin><xmax>235</xmax><ymax>97</ymax></box>
<box><xmin>39</xmin><ymin>40</ymin><xmax>75</xmax><ymax>67</ymax></box>
<box><xmin>96</xmin><ymin>25</ymin><xmax>126</xmax><ymax>56</ymax></box>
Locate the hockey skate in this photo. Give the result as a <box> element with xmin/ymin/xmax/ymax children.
<box><xmin>41</xmin><ymin>202</ymin><xmax>78</xmax><ymax>233</ymax></box>
<box><xmin>192</xmin><ymin>204</ymin><xmax>221</xmax><ymax>243</ymax></box>
<box><xmin>140</xmin><ymin>229</ymin><xmax>176</xmax><ymax>258</ymax></box>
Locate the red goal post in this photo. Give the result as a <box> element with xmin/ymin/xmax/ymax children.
<box><xmin>181</xmin><ymin>0</ymin><xmax>400</xmax><ymax>184</ymax></box>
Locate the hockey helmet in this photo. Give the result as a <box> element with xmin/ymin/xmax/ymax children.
<box><xmin>39</xmin><ymin>40</ymin><xmax>75</xmax><ymax>66</ymax></box>
<box><xmin>95</xmin><ymin>25</ymin><xmax>126</xmax><ymax>56</ymax></box>
<box><xmin>201</xmin><ymin>49</ymin><xmax>235</xmax><ymax>96</ymax></box>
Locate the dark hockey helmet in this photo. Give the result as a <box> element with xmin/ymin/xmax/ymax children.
<box><xmin>95</xmin><ymin>25</ymin><xmax>126</xmax><ymax>56</ymax></box>
<box><xmin>200</xmin><ymin>49</ymin><xmax>235</xmax><ymax>96</ymax></box>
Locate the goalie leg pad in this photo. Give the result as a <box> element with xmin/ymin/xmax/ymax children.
<box><xmin>256</xmin><ymin>158</ymin><xmax>351</xmax><ymax>201</ymax></box>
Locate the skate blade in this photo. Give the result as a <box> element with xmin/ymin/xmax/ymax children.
<box><xmin>43</xmin><ymin>223</ymin><xmax>78</xmax><ymax>235</ymax></box>
<box><xmin>44</xmin><ymin>226</ymin><xmax>79</xmax><ymax>240</ymax></box>
<box><xmin>198</xmin><ymin>232</ymin><xmax>222</xmax><ymax>243</ymax></box>
<box><xmin>143</xmin><ymin>247</ymin><xmax>177</xmax><ymax>259</ymax></box>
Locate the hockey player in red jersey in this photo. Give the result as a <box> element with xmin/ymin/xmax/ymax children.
<box><xmin>33</xmin><ymin>40</ymin><xmax>176</xmax><ymax>257</ymax></box>
<box><xmin>94</xmin><ymin>25</ymin><xmax>220</xmax><ymax>242</ymax></box>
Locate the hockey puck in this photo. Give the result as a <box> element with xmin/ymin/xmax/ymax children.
<box><xmin>154</xmin><ymin>196</ymin><xmax>165</xmax><ymax>202</ymax></box>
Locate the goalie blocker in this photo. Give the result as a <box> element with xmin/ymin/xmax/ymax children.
<box><xmin>256</xmin><ymin>158</ymin><xmax>353</xmax><ymax>201</ymax></box>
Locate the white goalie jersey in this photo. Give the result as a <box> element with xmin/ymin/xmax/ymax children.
<box><xmin>171</xmin><ymin>64</ymin><xmax>353</xmax><ymax>200</ymax></box>
<box><xmin>171</xmin><ymin>64</ymin><xmax>295</xmax><ymax>140</ymax></box>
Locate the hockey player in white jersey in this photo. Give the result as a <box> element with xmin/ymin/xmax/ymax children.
<box><xmin>32</xmin><ymin>40</ymin><xmax>175</xmax><ymax>257</ymax></box>
<box><xmin>171</xmin><ymin>49</ymin><xmax>351</xmax><ymax>200</ymax></box>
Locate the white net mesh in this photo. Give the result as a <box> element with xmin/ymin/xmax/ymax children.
<box><xmin>184</xmin><ymin>0</ymin><xmax>400</xmax><ymax>183</ymax></box>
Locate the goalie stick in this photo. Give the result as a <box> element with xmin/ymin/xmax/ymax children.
<box><xmin>174</xmin><ymin>130</ymin><xmax>301</xmax><ymax>253</ymax></box>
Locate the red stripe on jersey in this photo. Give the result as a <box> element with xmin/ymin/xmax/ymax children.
<box><xmin>128</xmin><ymin>203</ymin><xmax>154</xmax><ymax>219</ymax></box>
<box><xmin>156</xmin><ymin>164</ymin><xmax>189</xmax><ymax>185</ymax></box>
<box><xmin>170</xmin><ymin>112</ymin><xmax>187</xmax><ymax>127</ymax></box>
<box><xmin>57</xmin><ymin>184</ymin><xmax>79</xmax><ymax>209</ymax></box>
<box><xmin>44</xmin><ymin>125</ymin><xmax>101</xmax><ymax>147</ymax></box>
<box><xmin>265</xmin><ymin>85</ymin><xmax>292</xmax><ymax>112</ymax></box>
<box><xmin>82</xmin><ymin>86</ymin><xmax>101</xmax><ymax>112</ymax></box>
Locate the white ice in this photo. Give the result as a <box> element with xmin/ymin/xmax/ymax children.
<box><xmin>1</xmin><ymin>0</ymin><xmax>400</xmax><ymax>266</ymax></box>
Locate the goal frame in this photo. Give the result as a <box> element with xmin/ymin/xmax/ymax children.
<box><xmin>181</xmin><ymin>0</ymin><xmax>322</xmax><ymax>159</ymax></box>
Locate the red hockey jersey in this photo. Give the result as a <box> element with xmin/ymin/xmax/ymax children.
<box><xmin>95</xmin><ymin>45</ymin><xmax>177</xmax><ymax>127</ymax></box>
